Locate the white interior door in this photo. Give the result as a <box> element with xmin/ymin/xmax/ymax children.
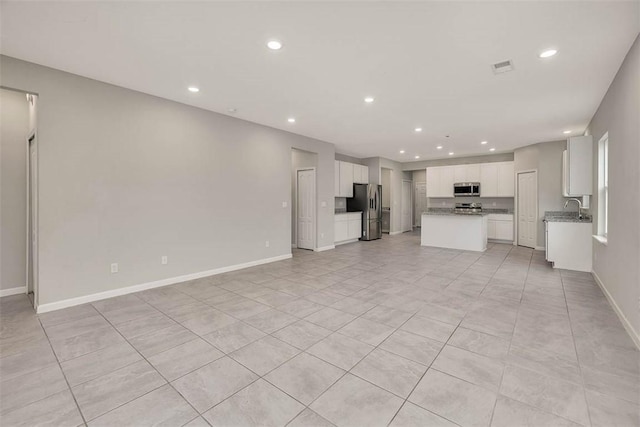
<box><xmin>297</xmin><ymin>169</ymin><xmax>316</xmax><ymax>250</ymax></box>
<box><xmin>401</xmin><ymin>180</ymin><xmax>412</xmax><ymax>232</ymax></box>
<box><xmin>414</xmin><ymin>182</ymin><xmax>427</xmax><ymax>227</ymax></box>
<box><xmin>517</xmin><ymin>171</ymin><xmax>537</xmax><ymax>248</ymax></box>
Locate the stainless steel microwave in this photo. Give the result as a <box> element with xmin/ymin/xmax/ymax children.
<box><xmin>453</xmin><ymin>182</ymin><xmax>480</xmax><ymax>197</ymax></box>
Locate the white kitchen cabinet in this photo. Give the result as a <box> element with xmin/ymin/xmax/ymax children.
<box><xmin>453</xmin><ymin>164</ymin><xmax>480</xmax><ymax>182</ymax></box>
<box><xmin>497</xmin><ymin>162</ymin><xmax>515</xmax><ymax>197</ymax></box>
<box><xmin>480</xmin><ymin>162</ymin><xmax>513</xmax><ymax>197</ymax></box>
<box><xmin>427</xmin><ymin>166</ymin><xmax>454</xmax><ymax>198</ymax></box>
<box><xmin>439</xmin><ymin>167</ymin><xmax>454</xmax><ymax>197</ymax></box>
<box><xmin>487</xmin><ymin>213</ymin><xmax>514</xmax><ymax>241</ymax></box>
<box><xmin>427</xmin><ymin>161</ymin><xmax>513</xmax><ymax>199</ymax></box>
<box><xmin>335</xmin><ymin>212</ymin><xmax>362</xmax><ymax>244</ymax></box>
<box><xmin>426</xmin><ymin>167</ymin><xmax>440</xmax><ymax>197</ymax></box>
<box><xmin>353</xmin><ymin>164</ymin><xmax>369</xmax><ymax>184</ymax></box>
<box><xmin>334</xmin><ymin>160</ymin><xmax>341</xmax><ymax>197</ymax></box>
<box><xmin>563</xmin><ymin>136</ymin><xmax>593</xmax><ymax>196</ymax></box>
<box><xmin>466</xmin><ymin>164</ymin><xmax>481</xmax><ymax>182</ymax></box>
<box><xmin>334</xmin><ymin>161</ymin><xmax>354</xmax><ymax>198</ymax></box>
<box><xmin>545</xmin><ymin>221</ymin><xmax>592</xmax><ymax>272</ymax></box>
<box><xmin>480</xmin><ymin>163</ymin><xmax>498</xmax><ymax>197</ymax></box>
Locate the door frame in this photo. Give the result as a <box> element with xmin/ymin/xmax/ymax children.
<box><xmin>25</xmin><ymin>130</ymin><xmax>39</xmax><ymax>308</ymax></box>
<box><xmin>515</xmin><ymin>169</ymin><xmax>539</xmax><ymax>249</ymax></box>
<box><xmin>414</xmin><ymin>181</ymin><xmax>426</xmax><ymax>227</ymax></box>
<box><xmin>401</xmin><ymin>179</ymin><xmax>413</xmax><ymax>232</ymax></box>
<box><xmin>295</xmin><ymin>167</ymin><xmax>317</xmax><ymax>250</ymax></box>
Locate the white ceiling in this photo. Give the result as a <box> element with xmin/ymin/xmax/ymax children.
<box><xmin>1</xmin><ymin>1</ymin><xmax>638</xmax><ymax>161</ymax></box>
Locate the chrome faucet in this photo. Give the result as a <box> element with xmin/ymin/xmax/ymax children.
<box><xmin>564</xmin><ymin>198</ymin><xmax>584</xmax><ymax>219</ymax></box>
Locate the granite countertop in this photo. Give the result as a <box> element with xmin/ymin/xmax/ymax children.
<box><xmin>422</xmin><ymin>209</ymin><xmax>489</xmax><ymax>217</ymax></box>
<box><xmin>544</xmin><ymin>211</ymin><xmax>593</xmax><ymax>223</ymax></box>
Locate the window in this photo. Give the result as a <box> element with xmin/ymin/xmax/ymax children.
<box><xmin>597</xmin><ymin>132</ymin><xmax>609</xmax><ymax>240</ymax></box>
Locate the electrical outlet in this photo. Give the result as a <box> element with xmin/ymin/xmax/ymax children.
<box><xmin>265</xmin><ymin>241</ymin><xmax>270</xmax><ymax>247</ymax></box>
<box><xmin>282</xmin><ymin>201</ymin><xmax>287</xmax><ymax>208</ymax></box>
<box><xmin>161</xmin><ymin>256</ymin><xmax>168</xmax><ymax>265</ymax></box>
<box><xmin>110</xmin><ymin>263</ymin><xmax>119</xmax><ymax>274</ymax></box>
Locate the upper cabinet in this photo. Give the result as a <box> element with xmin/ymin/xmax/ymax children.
<box><xmin>563</xmin><ymin>136</ymin><xmax>593</xmax><ymax>196</ymax></box>
<box><xmin>426</xmin><ymin>165</ymin><xmax>455</xmax><ymax>197</ymax></box>
<box><xmin>427</xmin><ymin>161</ymin><xmax>514</xmax><ymax>198</ymax></box>
<box><xmin>353</xmin><ymin>164</ymin><xmax>369</xmax><ymax>184</ymax></box>
<box><xmin>335</xmin><ymin>160</ymin><xmax>367</xmax><ymax>197</ymax></box>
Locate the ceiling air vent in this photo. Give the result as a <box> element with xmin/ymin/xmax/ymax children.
<box><xmin>491</xmin><ymin>60</ymin><xmax>514</xmax><ymax>74</ymax></box>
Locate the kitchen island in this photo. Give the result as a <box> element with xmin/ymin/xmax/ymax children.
<box><xmin>421</xmin><ymin>211</ymin><xmax>488</xmax><ymax>252</ymax></box>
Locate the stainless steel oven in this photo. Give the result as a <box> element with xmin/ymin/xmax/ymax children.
<box><xmin>453</xmin><ymin>182</ymin><xmax>480</xmax><ymax>197</ymax></box>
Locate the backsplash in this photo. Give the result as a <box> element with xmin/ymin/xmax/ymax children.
<box><xmin>335</xmin><ymin>197</ymin><xmax>347</xmax><ymax>213</ymax></box>
<box><xmin>428</xmin><ymin>197</ymin><xmax>515</xmax><ymax>211</ymax></box>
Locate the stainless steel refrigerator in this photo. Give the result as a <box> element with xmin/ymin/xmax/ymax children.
<box><xmin>347</xmin><ymin>184</ymin><xmax>382</xmax><ymax>241</ymax></box>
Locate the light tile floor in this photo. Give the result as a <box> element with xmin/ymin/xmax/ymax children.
<box><xmin>1</xmin><ymin>231</ymin><xmax>639</xmax><ymax>426</ymax></box>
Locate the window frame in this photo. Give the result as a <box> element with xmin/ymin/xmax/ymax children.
<box><xmin>597</xmin><ymin>132</ymin><xmax>609</xmax><ymax>242</ymax></box>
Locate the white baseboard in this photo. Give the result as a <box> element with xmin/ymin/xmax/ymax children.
<box><xmin>534</xmin><ymin>246</ymin><xmax>545</xmax><ymax>251</ymax></box>
<box><xmin>36</xmin><ymin>253</ymin><xmax>292</xmax><ymax>314</ymax></box>
<box><xmin>592</xmin><ymin>271</ymin><xmax>640</xmax><ymax>350</ymax></box>
<box><xmin>315</xmin><ymin>245</ymin><xmax>336</xmax><ymax>252</ymax></box>
<box><xmin>389</xmin><ymin>231</ymin><xmax>404</xmax><ymax>236</ymax></box>
<box><xmin>0</xmin><ymin>286</ymin><xmax>26</xmax><ymax>298</ymax></box>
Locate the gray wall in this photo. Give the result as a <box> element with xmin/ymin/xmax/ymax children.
<box><xmin>0</xmin><ymin>89</ymin><xmax>29</xmax><ymax>291</ymax></box>
<box><xmin>402</xmin><ymin>153</ymin><xmax>514</xmax><ymax>171</ymax></box>
<box><xmin>335</xmin><ymin>153</ymin><xmax>364</xmax><ymax>165</ymax></box>
<box><xmin>514</xmin><ymin>139</ymin><xmax>570</xmax><ymax>248</ymax></box>
<box><xmin>291</xmin><ymin>149</ymin><xmax>318</xmax><ymax>246</ymax></box>
<box><xmin>0</xmin><ymin>55</ymin><xmax>336</xmax><ymax>307</ymax></box>
<box><xmin>586</xmin><ymin>36</ymin><xmax>639</xmax><ymax>339</ymax></box>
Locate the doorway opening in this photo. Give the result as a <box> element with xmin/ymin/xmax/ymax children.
<box><xmin>401</xmin><ymin>179</ymin><xmax>413</xmax><ymax>232</ymax></box>
<box><xmin>381</xmin><ymin>167</ymin><xmax>392</xmax><ymax>233</ymax></box>
<box><xmin>291</xmin><ymin>149</ymin><xmax>318</xmax><ymax>252</ymax></box>
<box><xmin>27</xmin><ymin>131</ymin><xmax>38</xmax><ymax>307</ymax></box>
<box><xmin>516</xmin><ymin>170</ymin><xmax>538</xmax><ymax>249</ymax></box>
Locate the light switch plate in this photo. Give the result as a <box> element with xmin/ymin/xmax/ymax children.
<box><xmin>282</xmin><ymin>201</ymin><xmax>287</xmax><ymax>208</ymax></box>
<box><xmin>321</xmin><ymin>201</ymin><xmax>327</xmax><ymax>208</ymax></box>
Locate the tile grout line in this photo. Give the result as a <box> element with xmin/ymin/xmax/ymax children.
<box><xmin>386</xmin><ymin>243</ymin><xmax>518</xmax><ymax>426</ymax></box>
<box><xmin>35</xmin><ymin>316</ymin><xmax>89</xmax><ymax>426</ymax></box>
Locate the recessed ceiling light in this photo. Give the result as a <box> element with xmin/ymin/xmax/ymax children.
<box><xmin>563</xmin><ymin>130</ymin><xmax>572</xmax><ymax>134</ymax></box>
<box><xmin>399</xmin><ymin>150</ymin><xmax>405</xmax><ymax>154</ymax></box>
<box><xmin>539</xmin><ymin>49</ymin><xmax>558</xmax><ymax>58</ymax></box>
<box><xmin>481</xmin><ymin>141</ymin><xmax>488</xmax><ymax>145</ymax></box>
<box><xmin>364</xmin><ymin>97</ymin><xmax>375</xmax><ymax>103</ymax></box>
<box><xmin>267</xmin><ymin>40</ymin><xmax>282</xmax><ymax>50</ymax></box>
<box><xmin>489</xmin><ymin>148</ymin><xmax>496</xmax><ymax>152</ymax></box>
<box><xmin>415</xmin><ymin>127</ymin><xmax>422</xmax><ymax>132</ymax></box>
<box><xmin>436</xmin><ymin>146</ymin><xmax>443</xmax><ymax>150</ymax></box>
<box><xmin>415</xmin><ymin>156</ymin><xmax>420</xmax><ymax>159</ymax></box>
<box><xmin>448</xmin><ymin>152</ymin><xmax>454</xmax><ymax>156</ymax></box>
<box><xmin>188</xmin><ymin>87</ymin><xmax>199</xmax><ymax>93</ymax></box>
<box><xmin>287</xmin><ymin>117</ymin><xmax>295</xmax><ymax>123</ymax></box>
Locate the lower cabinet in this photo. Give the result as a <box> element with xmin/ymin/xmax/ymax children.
<box><xmin>487</xmin><ymin>214</ymin><xmax>514</xmax><ymax>242</ymax></box>
<box><xmin>335</xmin><ymin>212</ymin><xmax>362</xmax><ymax>244</ymax></box>
<box><xmin>545</xmin><ymin>221</ymin><xmax>592</xmax><ymax>272</ymax></box>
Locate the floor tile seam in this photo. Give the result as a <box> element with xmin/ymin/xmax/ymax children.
<box><xmin>498</xmin><ymin>252</ymin><xmax>593</xmax><ymax>427</ymax></box>
<box><xmin>34</xmin><ymin>316</ymin><xmax>88</xmax><ymax>425</ymax></box>
<box><xmin>409</xmin><ymin>245</ymin><xmax>522</xmax><ymax>427</ymax></box>
<box><xmin>386</xmin><ymin>320</ymin><xmax>465</xmax><ymax>427</ymax></box>
<box><xmin>560</xmin><ymin>272</ymin><xmax>595</xmax><ymax>427</ymax></box>
<box><xmin>293</xmin><ymin>315</ymin><xmax>418</xmax><ymax>418</ymax></box>
<box><xmin>37</xmin><ymin>307</ymin><xmax>102</xmax><ymax>330</ymax></box>
<box><xmin>86</xmin><ymin>307</ymin><xmax>205</xmax><ymax>422</ymax></box>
